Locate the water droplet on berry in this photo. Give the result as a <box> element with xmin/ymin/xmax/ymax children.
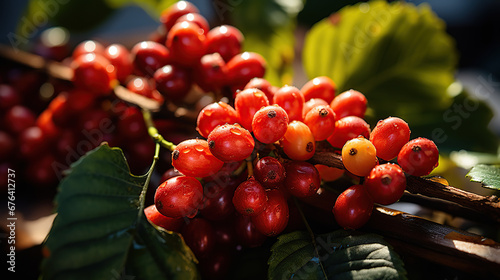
<box><xmin>204</xmin><ymin>109</ymin><xmax>213</xmax><ymax>116</ymax></box>
<box><xmin>182</xmin><ymin>148</ymin><xmax>192</xmax><ymax>154</ymax></box>
<box><xmin>230</xmin><ymin>127</ymin><xmax>242</xmax><ymax>135</ymax></box>
<box><xmin>194</xmin><ymin>144</ymin><xmax>205</xmax><ymax>152</ymax></box>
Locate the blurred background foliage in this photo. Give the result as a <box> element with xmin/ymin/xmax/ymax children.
<box><xmin>1</xmin><ymin>0</ymin><xmax>500</xmax><ymax>174</ymax></box>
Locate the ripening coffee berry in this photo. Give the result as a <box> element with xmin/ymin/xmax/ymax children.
<box><xmin>330</xmin><ymin>89</ymin><xmax>367</xmax><ymax>118</ymax></box>
<box><xmin>397</xmin><ymin>137</ymin><xmax>439</xmax><ymax>176</ymax></box>
<box><xmin>281</xmin><ymin>121</ymin><xmax>315</xmax><ymax>161</ymax></box>
<box><xmin>208</xmin><ymin>124</ymin><xmax>255</xmax><ymax>162</ymax></box>
<box><xmin>251</xmin><ymin>189</ymin><xmax>289</xmax><ymax>236</ymax></box>
<box><xmin>370</xmin><ymin>117</ymin><xmax>411</xmax><ymax>161</ymax></box>
<box><xmin>284</xmin><ymin>161</ymin><xmax>321</xmax><ymax>198</ymax></box>
<box><xmin>301</xmin><ymin>76</ymin><xmax>336</xmax><ymax>103</ymax></box>
<box><xmin>172</xmin><ymin>139</ymin><xmax>224</xmax><ymax>178</ymax></box>
<box><xmin>196</xmin><ymin>102</ymin><xmax>239</xmax><ymax>138</ymax></box>
<box><xmin>272</xmin><ymin>85</ymin><xmax>305</xmax><ymax>122</ymax></box>
<box><xmin>254</xmin><ymin>156</ymin><xmax>286</xmax><ymax>188</ymax></box>
<box><xmin>154</xmin><ymin>176</ymin><xmax>203</xmax><ymax>218</ymax></box>
<box><xmin>234</xmin><ymin>88</ymin><xmax>269</xmax><ymax>132</ymax></box>
<box><xmin>333</xmin><ymin>185</ymin><xmax>373</xmax><ymax>229</ymax></box>
<box><xmin>303</xmin><ymin>105</ymin><xmax>336</xmax><ymax>141</ymax></box>
<box><xmin>252</xmin><ymin>105</ymin><xmax>289</xmax><ymax>144</ymax></box>
<box><xmin>364</xmin><ymin>163</ymin><xmax>406</xmax><ymax>205</ymax></box>
<box><xmin>341</xmin><ymin>137</ymin><xmax>378</xmax><ymax>177</ymax></box>
<box><xmin>144</xmin><ymin>204</ymin><xmax>183</xmax><ymax>232</ymax></box>
<box><xmin>327</xmin><ymin>116</ymin><xmax>370</xmax><ymax>149</ymax></box>
<box><xmin>233</xmin><ymin>177</ymin><xmax>268</xmax><ymax>216</ymax></box>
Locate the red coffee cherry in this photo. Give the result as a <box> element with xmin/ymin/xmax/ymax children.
<box><xmin>196</xmin><ymin>102</ymin><xmax>239</xmax><ymax>138</ymax></box>
<box><xmin>144</xmin><ymin>204</ymin><xmax>183</xmax><ymax>232</ymax></box>
<box><xmin>301</xmin><ymin>76</ymin><xmax>336</xmax><ymax>103</ymax></box>
<box><xmin>284</xmin><ymin>161</ymin><xmax>321</xmax><ymax>198</ymax></box>
<box><xmin>160</xmin><ymin>0</ymin><xmax>200</xmax><ymax>31</ymax></box>
<box><xmin>364</xmin><ymin>163</ymin><xmax>407</xmax><ymax>205</ymax></box>
<box><xmin>207</xmin><ymin>124</ymin><xmax>255</xmax><ymax>162</ymax></box>
<box><xmin>154</xmin><ymin>176</ymin><xmax>204</xmax><ymax>218</ymax></box>
<box><xmin>131</xmin><ymin>41</ymin><xmax>170</xmax><ymax>76</ymax></box>
<box><xmin>205</xmin><ymin>25</ymin><xmax>244</xmax><ymax>62</ymax></box>
<box><xmin>272</xmin><ymin>85</ymin><xmax>305</xmax><ymax>122</ymax></box>
<box><xmin>251</xmin><ymin>189</ymin><xmax>289</xmax><ymax>236</ymax></box>
<box><xmin>397</xmin><ymin>137</ymin><xmax>439</xmax><ymax>176</ymax></box>
<box><xmin>370</xmin><ymin>117</ymin><xmax>411</xmax><ymax>161</ymax></box>
<box><xmin>233</xmin><ymin>177</ymin><xmax>268</xmax><ymax>216</ymax></box>
<box><xmin>166</xmin><ymin>21</ymin><xmax>206</xmax><ymax>67</ymax></box>
<box><xmin>333</xmin><ymin>185</ymin><xmax>373</xmax><ymax>229</ymax></box>
<box><xmin>252</xmin><ymin>105</ymin><xmax>289</xmax><ymax>144</ymax></box>
<box><xmin>172</xmin><ymin>139</ymin><xmax>224</xmax><ymax>178</ymax></box>
<box><xmin>330</xmin><ymin>89</ymin><xmax>367</xmax><ymax>118</ymax></box>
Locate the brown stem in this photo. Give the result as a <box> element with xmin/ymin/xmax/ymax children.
<box><xmin>309</xmin><ymin>151</ymin><xmax>500</xmax><ymax>223</ymax></box>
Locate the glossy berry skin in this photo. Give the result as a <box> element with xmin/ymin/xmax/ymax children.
<box><xmin>234</xmin><ymin>88</ymin><xmax>269</xmax><ymax>131</ymax></box>
<box><xmin>117</xmin><ymin>106</ymin><xmax>148</xmax><ymax>140</ymax></box>
<box><xmin>300</xmin><ymin>76</ymin><xmax>336</xmax><ymax>103</ymax></box>
<box><xmin>19</xmin><ymin>126</ymin><xmax>47</xmax><ymax>158</ymax></box>
<box><xmin>193</xmin><ymin>53</ymin><xmax>227</xmax><ymax>92</ymax></box>
<box><xmin>0</xmin><ymin>85</ymin><xmax>21</xmax><ymax>111</ymax></box>
<box><xmin>72</xmin><ymin>53</ymin><xmax>117</xmax><ymax>95</ymax></box>
<box><xmin>196</xmin><ymin>102</ymin><xmax>239</xmax><ymax>138</ymax></box>
<box><xmin>207</xmin><ymin>124</ymin><xmax>255</xmax><ymax>162</ymax></box>
<box><xmin>244</xmin><ymin>77</ymin><xmax>275</xmax><ymax>102</ymax></box>
<box><xmin>327</xmin><ymin>116</ymin><xmax>370</xmax><ymax>149</ymax></box>
<box><xmin>181</xmin><ymin>217</ymin><xmax>215</xmax><ymax>259</ymax></box>
<box><xmin>235</xmin><ymin>214</ymin><xmax>267</xmax><ymax>248</ymax></box>
<box><xmin>281</xmin><ymin>121</ymin><xmax>315</xmax><ymax>161</ymax></box>
<box><xmin>252</xmin><ymin>105</ymin><xmax>289</xmax><ymax>144</ymax></box>
<box><xmin>342</xmin><ymin>137</ymin><xmax>378</xmax><ymax>177</ymax></box>
<box><xmin>370</xmin><ymin>117</ymin><xmax>411</xmax><ymax>161</ymax></box>
<box><xmin>176</xmin><ymin>13</ymin><xmax>210</xmax><ymax>35</ymax></box>
<box><xmin>131</xmin><ymin>41</ymin><xmax>170</xmax><ymax>76</ymax></box>
<box><xmin>205</xmin><ymin>25</ymin><xmax>244</xmax><ymax>62</ymax></box>
<box><xmin>272</xmin><ymin>85</ymin><xmax>305</xmax><ymax>122</ymax></box>
<box><xmin>398</xmin><ymin>137</ymin><xmax>439</xmax><ymax>176</ymax></box>
<box><xmin>252</xmin><ymin>189</ymin><xmax>289</xmax><ymax>236</ymax></box>
<box><xmin>144</xmin><ymin>204</ymin><xmax>183</xmax><ymax>232</ymax></box>
<box><xmin>284</xmin><ymin>161</ymin><xmax>321</xmax><ymax>198</ymax></box>
<box><xmin>72</xmin><ymin>40</ymin><xmax>105</xmax><ymax>59</ymax></box>
<box><xmin>303</xmin><ymin>98</ymin><xmax>328</xmax><ymax>116</ymax></box>
<box><xmin>103</xmin><ymin>44</ymin><xmax>133</xmax><ymax>83</ymax></box>
<box><xmin>167</xmin><ymin>21</ymin><xmax>206</xmax><ymax>67</ymax></box>
<box><xmin>172</xmin><ymin>139</ymin><xmax>224</xmax><ymax>178</ymax></box>
<box><xmin>160</xmin><ymin>0</ymin><xmax>199</xmax><ymax>31</ymax></box>
<box><xmin>333</xmin><ymin>185</ymin><xmax>373</xmax><ymax>229</ymax></box>
<box><xmin>154</xmin><ymin>176</ymin><xmax>203</xmax><ymax>218</ymax></box>
<box><xmin>364</xmin><ymin>163</ymin><xmax>407</xmax><ymax>205</ymax></box>
<box><xmin>233</xmin><ymin>177</ymin><xmax>268</xmax><ymax>216</ymax></box>
<box><xmin>254</xmin><ymin>156</ymin><xmax>286</xmax><ymax>189</ymax></box>
<box><xmin>330</xmin><ymin>90</ymin><xmax>367</xmax><ymax>118</ymax></box>
<box><xmin>126</xmin><ymin>77</ymin><xmax>164</xmax><ymax>103</ymax></box>
<box><xmin>303</xmin><ymin>105</ymin><xmax>336</xmax><ymax>141</ymax></box>
<box><xmin>226</xmin><ymin>52</ymin><xmax>266</xmax><ymax>86</ymax></box>
<box><xmin>154</xmin><ymin>64</ymin><xmax>192</xmax><ymax>102</ymax></box>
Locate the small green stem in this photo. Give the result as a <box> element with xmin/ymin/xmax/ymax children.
<box><xmin>137</xmin><ymin>142</ymin><xmax>161</xmax><ymax>225</ymax></box>
<box><xmin>293</xmin><ymin>198</ymin><xmax>329</xmax><ymax>279</ymax></box>
<box><xmin>142</xmin><ymin>109</ymin><xmax>176</xmax><ymax>151</ymax></box>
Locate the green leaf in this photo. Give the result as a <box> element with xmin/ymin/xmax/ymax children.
<box><xmin>230</xmin><ymin>0</ymin><xmax>304</xmax><ymax>86</ymax></box>
<box><xmin>302</xmin><ymin>0</ymin><xmax>498</xmax><ymax>153</ymax></box>
<box><xmin>466</xmin><ymin>164</ymin><xmax>500</xmax><ymax>190</ymax></box>
<box><xmin>268</xmin><ymin>230</ymin><xmax>407</xmax><ymax>280</ymax></box>
<box><xmin>41</xmin><ymin>144</ymin><xmax>198</xmax><ymax>280</ymax></box>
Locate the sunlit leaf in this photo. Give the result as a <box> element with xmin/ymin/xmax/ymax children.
<box><xmin>466</xmin><ymin>164</ymin><xmax>500</xmax><ymax>190</ymax></box>
<box><xmin>41</xmin><ymin>144</ymin><xmax>198</xmax><ymax>280</ymax></box>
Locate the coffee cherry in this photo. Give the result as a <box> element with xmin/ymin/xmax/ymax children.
<box><xmin>176</xmin><ymin>13</ymin><xmax>209</xmax><ymax>35</ymax></box>
<box><xmin>103</xmin><ymin>44</ymin><xmax>133</xmax><ymax>83</ymax></box>
<box><xmin>72</xmin><ymin>40</ymin><xmax>105</xmax><ymax>59</ymax></box>
<box><xmin>5</xmin><ymin>105</ymin><xmax>36</xmax><ymax>134</ymax></box>
<box><xmin>303</xmin><ymin>105</ymin><xmax>336</xmax><ymax>141</ymax></box>
<box><xmin>72</xmin><ymin>53</ymin><xmax>117</xmax><ymax>95</ymax></box>
<box><xmin>301</xmin><ymin>76</ymin><xmax>336</xmax><ymax>103</ymax></box>
<box><xmin>244</xmin><ymin>78</ymin><xmax>275</xmax><ymax>102</ymax></box>
<box><xmin>330</xmin><ymin>89</ymin><xmax>367</xmax><ymax>118</ymax></box>
<box><xmin>19</xmin><ymin>126</ymin><xmax>47</xmax><ymax>158</ymax></box>
<box><xmin>131</xmin><ymin>41</ymin><xmax>170</xmax><ymax>76</ymax></box>
<box><xmin>234</xmin><ymin>88</ymin><xmax>269</xmax><ymax>132</ymax></box>
<box><xmin>117</xmin><ymin>106</ymin><xmax>148</xmax><ymax>140</ymax></box>
<box><xmin>333</xmin><ymin>185</ymin><xmax>373</xmax><ymax>229</ymax></box>
<box><xmin>154</xmin><ymin>176</ymin><xmax>203</xmax><ymax>218</ymax></box>
<box><xmin>370</xmin><ymin>117</ymin><xmax>411</xmax><ymax>161</ymax></box>
<box><xmin>341</xmin><ymin>137</ymin><xmax>378</xmax><ymax>177</ymax></box>
<box><xmin>193</xmin><ymin>53</ymin><xmax>227</xmax><ymax>93</ymax></box>
<box><xmin>207</xmin><ymin>124</ymin><xmax>255</xmax><ymax>162</ymax></box>
<box><xmin>398</xmin><ymin>137</ymin><xmax>439</xmax><ymax>176</ymax></box>
<box><xmin>233</xmin><ymin>177</ymin><xmax>268</xmax><ymax>216</ymax></box>
<box><xmin>364</xmin><ymin>163</ymin><xmax>406</xmax><ymax>205</ymax></box>
<box><xmin>254</xmin><ymin>156</ymin><xmax>286</xmax><ymax>188</ymax></box>
<box><xmin>160</xmin><ymin>0</ymin><xmax>199</xmax><ymax>31</ymax></box>
<box><xmin>284</xmin><ymin>161</ymin><xmax>320</xmax><ymax>198</ymax></box>
<box><xmin>172</xmin><ymin>139</ymin><xmax>224</xmax><ymax>178</ymax></box>
<box><xmin>205</xmin><ymin>25</ymin><xmax>244</xmax><ymax>62</ymax></box>
<box><xmin>303</xmin><ymin>98</ymin><xmax>328</xmax><ymax>116</ymax></box>
<box><xmin>226</xmin><ymin>52</ymin><xmax>266</xmax><ymax>86</ymax></box>
<box><xmin>327</xmin><ymin>116</ymin><xmax>370</xmax><ymax>149</ymax></box>
<box><xmin>252</xmin><ymin>105</ymin><xmax>288</xmax><ymax>144</ymax></box>
<box><xmin>167</xmin><ymin>21</ymin><xmax>206</xmax><ymax>67</ymax></box>
<box><xmin>196</xmin><ymin>102</ymin><xmax>239</xmax><ymax>138</ymax></box>
<box><xmin>144</xmin><ymin>204</ymin><xmax>183</xmax><ymax>232</ymax></box>
<box><xmin>272</xmin><ymin>85</ymin><xmax>305</xmax><ymax>122</ymax></box>
<box><xmin>201</xmin><ymin>181</ymin><xmax>236</xmax><ymax>221</ymax></box>
<box><xmin>251</xmin><ymin>189</ymin><xmax>289</xmax><ymax>236</ymax></box>
<box><xmin>181</xmin><ymin>217</ymin><xmax>215</xmax><ymax>258</ymax></box>
<box><xmin>281</xmin><ymin>121</ymin><xmax>315</xmax><ymax>161</ymax></box>
<box><xmin>126</xmin><ymin>77</ymin><xmax>164</xmax><ymax>104</ymax></box>
<box><xmin>154</xmin><ymin>64</ymin><xmax>192</xmax><ymax>102</ymax></box>
<box><xmin>0</xmin><ymin>84</ymin><xmax>21</xmax><ymax>111</ymax></box>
